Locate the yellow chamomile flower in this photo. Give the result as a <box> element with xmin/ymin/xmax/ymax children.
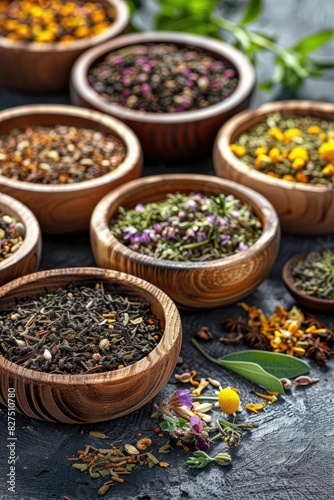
<box><xmin>307</xmin><ymin>125</ymin><xmax>321</xmax><ymax>135</ymax></box>
<box><xmin>288</xmin><ymin>147</ymin><xmax>309</xmax><ymax>162</ymax></box>
<box><xmin>217</xmin><ymin>387</ymin><xmax>241</xmax><ymax>415</ymax></box>
<box><xmin>322</xmin><ymin>164</ymin><xmax>334</xmax><ymax>176</ymax></box>
<box><xmin>283</xmin><ymin>128</ymin><xmax>302</xmax><ymax>143</ymax></box>
<box><xmin>229</xmin><ymin>144</ymin><xmax>247</xmax><ymax>157</ymax></box>
<box><xmin>268</xmin><ymin>127</ymin><xmax>284</xmax><ymax>142</ymax></box>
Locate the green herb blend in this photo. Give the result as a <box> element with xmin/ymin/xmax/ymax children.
<box><xmin>230</xmin><ymin>113</ymin><xmax>334</xmax><ymax>186</ymax></box>
<box><xmin>109</xmin><ymin>192</ymin><xmax>262</xmax><ymax>262</ymax></box>
<box><xmin>291</xmin><ymin>249</ymin><xmax>334</xmax><ymax>300</ymax></box>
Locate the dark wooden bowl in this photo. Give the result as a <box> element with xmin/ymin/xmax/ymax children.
<box><xmin>213</xmin><ymin>100</ymin><xmax>334</xmax><ymax>235</ymax></box>
<box><xmin>70</xmin><ymin>31</ymin><xmax>256</xmax><ymax>161</ymax></box>
<box><xmin>0</xmin><ymin>193</ymin><xmax>41</xmax><ymax>286</ymax></box>
<box><xmin>0</xmin><ymin>267</ymin><xmax>182</xmax><ymax>423</ymax></box>
<box><xmin>0</xmin><ymin>104</ymin><xmax>143</xmax><ymax>234</ymax></box>
<box><xmin>0</xmin><ymin>0</ymin><xmax>129</xmax><ymax>93</ymax></box>
<box><xmin>282</xmin><ymin>251</ymin><xmax>334</xmax><ymax>313</ymax></box>
<box><xmin>90</xmin><ymin>174</ymin><xmax>280</xmax><ymax>310</ymax></box>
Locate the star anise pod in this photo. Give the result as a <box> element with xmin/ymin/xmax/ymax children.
<box><xmin>222</xmin><ymin>315</ymin><xmax>248</xmax><ymax>334</ymax></box>
<box><xmin>305</xmin><ymin>337</ymin><xmax>333</xmax><ymax>364</ymax></box>
<box><xmin>244</xmin><ymin>329</ymin><xmax>270</xmax><ymax>350</ymax></box>
<box><xmin>303</xmin><ymin>314</ymin><xmax>327</xmax><ymax>329</ymax></box>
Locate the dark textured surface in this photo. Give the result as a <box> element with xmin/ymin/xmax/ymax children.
<box><xmin>1</xmin><ymin>2</ymin><xmax>334</xmax><ymax>499</ymax></box>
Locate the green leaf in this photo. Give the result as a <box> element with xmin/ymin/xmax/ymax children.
<box><xmin>240</xmin><ymin>0</ymin><xmax>262</xmax><ymax>25</ymax></box>
<box><xmin>217</xmin><ymin>359</ymin><xmax>285</xmax><ymax>394</ymax></box>
<box><xmin>219</xmin><ymin>350</ymin><xmax>310</xmax><ymax>379</ymax></box>
<box><xmin>291</xmin><ymin>30</ymin><xmax>334</xmax><ymax>54</ymax></box>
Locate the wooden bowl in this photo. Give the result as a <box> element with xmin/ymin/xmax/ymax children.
<box><xmin>0</xmin><ymin>104</ymin><xmax>143</xmax><ymax>234</ymax></box>
<box><xmin>0</xmin><ymin>193</ymin><xmax>41</xmax><ymax>286</ymax></box>
<box><xmin>0</xmin><ymin>267</ymin><xmax>182</xmax><ymax>423</ymax></box>
<box><xmin>90</xmin><ymin>174</ymin><xmax>280</xmax><ymax>310</ymax></box>
<box><xmin>0</xmin><ymin>0</ymin><xmax>129</xmax><ymax>93</ymax></box>
<box><xmin>213</xmin><ymin>100</ymin><xmax>334</xmax><ymax>235</ymax></box>
<box><xmin>282</xmin><ymin>251</ymin><xmax>334</xmax><ymax>313</ymax></box>
<box><xmin>70</xmin><ymin>31</ymin><xmax>256</xmax><ymax>161</ymax></box>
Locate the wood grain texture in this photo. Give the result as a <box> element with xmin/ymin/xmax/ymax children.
<box><xmin>0</xmin><ymin>192</ymin><xmax>41</xmax><ymax>285</ymax></box>
<box><xmin>70</xmin><ymin>31</ymin><xmax>256</xmax><ymax>161</ymax></box>
<box><xmin>282</xmin><ymin>252</ymin><xmax>334</xmax><ymax>313</ymax></box>
<box><xmin>0</xmin><ymin>0</ymin><xmax>129</xmax><ymax>93</ymax></box>
<box><xmin>0</xmin><ymin>267</ymin><xmax>182</xmax><ymax>423</ymax></box>
<box><xmin>0</xmin><ymin>104</ymin><xmax>143</xmax><ymax>234</ymax></box>
<box><xmin>213</xmin><ymin>100</ymin><xmax>334</xmax><ymax>235</ymax></box>
<box><xmin>90</xmin><ymin>174</ymin><xmax>280</xmax><ymax>310</ymax></box>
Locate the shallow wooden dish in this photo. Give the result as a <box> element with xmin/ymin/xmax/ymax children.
<box><xmin>282</xmin><ymin>251</ymin><xmax>334</xmax><ymax>313</ymax></box>
<box><xmin>0</xmin><ymin>193</ymin><xmax>41</xmax><ymax>286</ymax></box>
<box><xmin>70</xmin><ymin>31</ymin><xmax>255</xmax><ymax>161</ymax></box>
<box><xmin>90</xmin><ymin>174</ymin><xmax>280</xmax><ymax>310</ymax></box>
<box><xmin>0</xmin><ymin>0</ymin><xmax>129</xmax><ymax>93</ymax></box>
<box><xmin>0</xmin><ymin>267</ymin><xmax>182</xmax><ymax>423</ymax></box>
<box><xmin>213</xmin><ymin>100</ymin><xmax>334</xmax><ymax>235</ymax></box>
<box><xmin>0</xmin><ymin>104</ymin><xmax>142</xmax><ymax>234</ymax></box>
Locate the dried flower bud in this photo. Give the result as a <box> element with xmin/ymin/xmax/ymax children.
<box><xmin>14</xmin><ymin>338</ymin><xmax>26</xmax><ymax>347</ymax></box>
<box><xmin>124</xmin><ymin>444</ymin><xmax>140</xmax><ymax>455</ymax></box>
<box><xmin>192</xmin><ymin>378</ymin><xmax>209</xmax><ymax>396</ymax></box>
<box><xmin>294</xmin><ymin>376</ymin><xmax>320</xmax><ymax>386</ymax></box>
<box><xmin>174</xmin><ymin>372</ymin><xmax>191</xmax><ymax>383</ymax></box>
<box><xmin>43</xmin><ymin>349</ymin><xmax>52</xmax><ymax>362</ymax></box>
<box><xmin>99</xmin><ymin>338</ymin><xmax>110</xmax><ymax>350</ymax></box>
<box><xmin>280</xmin><ymin>378</ymin><xmax>292</xmax><ymax>390</ymax></box>
<box><xmin>196</xmin><ymin>326</ymin><xmax>213</xmax><ymax>341</ymax></box>
<box><xmin>207</xmin><ymin>377</ymin><xmax>221</xmax><ymax>388</ymax></box>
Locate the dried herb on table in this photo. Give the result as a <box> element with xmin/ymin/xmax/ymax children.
<box><xmin>220</xmin><ymin>303</ymin><xmax>334</xmax><ymax>364</ymax></box>
<box><xmin>110</xmin><ymin>192</ymin><xmax>262</xmax><ymax>262</ymax></box>
<box><xmin>0</xmin><ymin>282</ymin><xmax>163</xmax><ymax>374</ymax></box>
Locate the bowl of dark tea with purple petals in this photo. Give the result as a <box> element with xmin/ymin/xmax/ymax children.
<box><xmin>70</xmin><ymin>31</ymin><xmax>255</xmax><ymax>161</ymax></box>
<box><xmin>0</xmin><ymin>267</ymin><xmax>182</xmax><ymax>423</ymax></box>
<box><xmin>282</xmin><ymin>248</ymin><xmax>334</xmax><ymax>313</ymax></box>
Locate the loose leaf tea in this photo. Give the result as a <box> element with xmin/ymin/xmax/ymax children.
<box><xmin>0</xmin><ymin>213</ymin><xmax>25</xmax><ymax>262</ymax></box>
<box><xmin>230</xmin><ymin>113</ymin><xmax>334</xmax><ymax>185</ymax></box>
<box><xmin>0</xmin><ymin>125</ymin><xmax>126</xmax><ymax>184</ymax></box>
<box><xmin>0</xmin><ymin>0</ymin><xmax>116</xmax><ymax>43</ymax></box>
<box><xmin>290</xmin><ymin>249</ymin><xmax>334</xmax><ymax>300</ymax></box>
<box><xmin>109</xmin><ymin>192</ymin><xmax>262</xmax><ymax>262</ymax></box>
<box><xmin>0</xmin><ymin>283</ymin><xmax>163</xmax><ymax>374</ymax></box>
<box><xmin>88</xmin><ymin>43</ymin><xmax>239</xmax><ymax>113</ymax></box>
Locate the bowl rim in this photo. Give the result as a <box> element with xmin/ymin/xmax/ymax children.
<box><xmin>0</xmin><ymin>267</ymin><xmax>182</xmax><ymax>384</ymax></box>
<box><xmin>70</xmin><ymin>30</ymin><xmax>256</xmax><ymax>124</ymax></box>
<box><xmin>0</xmin><ymin>0</ymin><xmax>129</xmax><ymax>52</ymax></box>
<box><xmin>0</xmin><ymin>103</ymin><xmax>142</xmax><ymax>192</ymax></box>
<box><xmin>214</xmin><ymin>99</ymin><xmax>334</xmax><ymax>194</ymax></box>
<box><xmin>282</xmin><ymin>249</ymin><xmax>334</xmax><ymax>310</ymax></box>
<box><xmin>0</xmin><ymin>192</ymin><xmax>41</xmax><ymax>272</ymax></box>
<box><xmin>90</xmin><ymin>173</ymin><xmax>280</xmax><ymax>271</ymax></box>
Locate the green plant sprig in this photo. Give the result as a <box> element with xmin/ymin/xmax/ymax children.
<box><xmin>129</xmin><ymin>0</ymin><xmax>334</xmax><ymax>93</ymax></box>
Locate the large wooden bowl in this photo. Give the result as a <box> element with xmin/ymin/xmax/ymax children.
<box><xmin>213</xmin><ymin>100</ymin><xmax>334</xmax><ymax>235</ymax></box>
<box><xmin>0</xmin><ymin>267</ymin><xmax>182</xmax><ymax>423</ymax></box>
<box><xmin>90</xmin><ymin>174</ymin><xmax>280</xmax><ymax>310</ymax></box>
<box><xmin>0</xmin><ymin>0</ymin><xmax>129</xmax><ymax>93</ymax></box>
<box><xmin>70</xmin><ymin>31</ymin><xmax>256</xmax><ymax>161</ymax></box>
<box><xmin>0</xmin><ymin>193</ymin><xmax>41</xmax><ymax>286</ymax></box>
<box><xmin>0</xmin><ymin>104</ymin><xmax>142</xmax><ymax>234</ymax></box>
<box><xmin>282</xmin><ymin>251</ymin><xmax>334</xmax><ymax>313</ymax></box>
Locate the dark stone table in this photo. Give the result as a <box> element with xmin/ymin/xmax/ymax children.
<box><xmin>0</xmin><ymin>2</ymin><xmax>333</xmax><ymax>499</ymax></box>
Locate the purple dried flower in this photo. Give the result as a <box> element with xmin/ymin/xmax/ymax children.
<box><xmin>122</xmin><ymin>226</ymin><xmax>138</xmax><ymax>240</ymax></box>
<box><xmin>196</xmin><ymin>231</ymin><xmax>207</xmax><ymax>242</ymax></box>
<box><xmin>194</xmin><ymin>436</ymin><xmax>211</xmax><ymax>451</ymax></box>
<box><xmin>135</xmin><ymin>203</ymin><xmax>144</xmax><ymax>212</ymax></box>
<box><xmin>175</xmin><ymin>389</ymin><xmax>192</xmax><ymax>408</ymax></box>
<box><xmin>139</xmin><ymin>229</ymin><xmax>155</xmax><ymax>245</ymax></box>
<box><xmin>230</xmin><ymin>211</ymin><xmax>240</xmax><ymax>220</ymax></box>
<box><xmin>224</xmin><ymin>68</ymin><xmax>236</xmax><ymax>78</ymax></box>
<box><xmin>141</xmin><ymin>83</ymin><xmax>151</xmax><ymax>96</ymax></box>
<box><xmin>220</xmin><ymin>235</ymin><xmax>231</xmax><ymax>246</ymax></box>
<box><xmin>239</xmin><ymin>242</ymin><xmax>249</xmax><ymax>251</ymax></box>
<box><xmin>190</xmin><ymin>415</ymin><xmax>204</xmax><ymax>435</ymax></box>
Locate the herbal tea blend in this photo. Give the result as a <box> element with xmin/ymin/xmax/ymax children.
<box><xmin>0</xmin><ymin>0</ymin><xmax>115</xmax><ymax>43</ymax></box>
<box><xmin>0</xmin><ymin>125</ymin><xmax>126</xmax><ymax>184</ymax></box>
<box><xmin>109</xmin><ymin>192</ymin><xmax>262</xmax><ymax>261</ymax></box>
<box><xmin>0</xmin><ymin>213</ymin><xmax>25</xmax><ymax>262</ymax></box>
<box><xmin>290</xmin><ymin>249</ymin><xmax>334</xmax><ymax>300</ymax></box>
<box><xmin>230</xmin><ymin>113</ymin><xmax>334</xmax><ymax>185</ymax></box>
<box><xmin>88</xmin><ymin>43</ymin><xmax>239</xmax><ymax>113</ymax></box>
<box><xmin>0</xmin><ymin>283</ymin><xmax>163</xmax><ymax>374</ymax></box>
